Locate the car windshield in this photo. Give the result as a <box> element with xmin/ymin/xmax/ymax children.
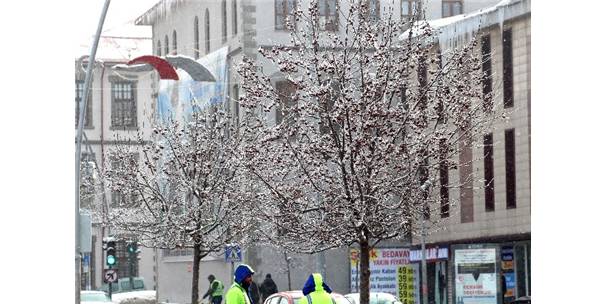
<box><xmin>81</xmin><ymin>292</ymin><xmax>110</xmax><ymax>302</ymax></box>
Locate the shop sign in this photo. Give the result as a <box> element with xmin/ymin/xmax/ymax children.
<box><xmin>409</xmin><ymin>246</ymin><xmax>449</xmax><ymax>262</ymax></box>
<box><xmin>350</xmin><ymin>248</ymin><xmax>420</xmax><ymax>304</ymax></box>
<box><xmin>454</xmin><ymin>248</ymin><xmax>498</xmax><ymax>304</ymax></box>
<box><xmin>501</xmin><ymin>246</ymin><xmax>516</xmax><ymax>300</ymax></box>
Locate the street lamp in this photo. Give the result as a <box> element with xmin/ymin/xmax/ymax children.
<box><xmin>76</xmin><ymin>1</ymin><xmax>112</xmax><ymax>303</ymax></box>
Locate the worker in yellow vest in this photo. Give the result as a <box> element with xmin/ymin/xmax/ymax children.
<box><xmin>226</xmin><ymin>264</ymin><xmax>255</xmax><ymax>304</ymax></box>
<box><xmin>203</xmin><ymin>274</ymin><xmax>225</xmax><ymax>304</ymax></box>
<box><xmin>298</xmin><ymin>273</ymin><xmax>336</xmax><ymax>304</ymax></box>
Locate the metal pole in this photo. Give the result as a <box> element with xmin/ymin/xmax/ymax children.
<box><xmin>420</xmin><ymin>217</ymin><xmax>428</xmax><ymax>304</ymax></box>
<box><xmin>419</xmin><ymin>180</ymin><xmax>431</xmax><ymax>304</ymax></box>
<box><xmin>76</xmin><ymin>0</ymin><xmax>111</xmax><ymax>303</ymax></box>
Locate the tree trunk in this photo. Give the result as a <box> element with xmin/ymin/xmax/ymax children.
<box><xmin>192</xmin><ymin>244</ymin><xmax>202</xmax><ymax>304</ymax></box>
<box><xmin>360</xmin><ymin>236</ymin><xmax>371</xmax><ymax>304</ymax></box>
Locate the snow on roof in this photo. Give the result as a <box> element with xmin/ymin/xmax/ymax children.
<box><xmin>135</xmin><ymin>0</ymin><xmax>187</xmax><ymax>26</ymax></box>
<box><xmin>77</xmin><ymin>34</ymin><xmax>152</xmax><ymax>62</ymax></box>
<box><xmin>399</xmin><ymin>0</ymin><xmax>530</xmax><ymax>49</ymax></box>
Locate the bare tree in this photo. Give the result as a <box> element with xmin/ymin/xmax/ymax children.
<box><xmin>237</xmin><ymin>1</ymin><xmax>500</xmax><ymax>304</ymax></box>
<box><xmin>103</xmin><ymin>109</ymin><xmax>252</xmax><ymax>304</ymax></box>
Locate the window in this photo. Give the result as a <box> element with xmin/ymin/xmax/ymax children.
<box><xmin>399</xmin><ymin>84</ymin><xmax>408</xmax><ymax>110</ymax></box>
<box><xmin>110</xmin><ymin>153</ymin><xmax>139</xmax><ymax>208</ymax></box>
<box><xmin>439</xmin><ymin>139</ymin><xmax>449</xmax><ymax>218</ymax></box>
<box><xmin>157</xmin><ymin>40</ymin><xmax>161</xmax><ymax>56</ymax></box>
<box><xmin>275</xmin><ymin>0</ymin><xmax>296</xmax><ymax>30</ymax></box>
<box><xmin>502</xmin><ymin>28</ymin><xmax>514</xmax><ymax>108</ymax></box>
<box><xmin>483</xmin><ymin>133</ymin><xmax>495</xmax><ymax>212</ymax></box>
<box><xmin>318</xmin><ymin>0</ymin><xmax>338</xmax><ymax>31</ymax></box>
<box><xmin>436</xmin><ymin>49</ymin><xmax>445</xmax><ymax>123</ymax></box>
<box><xmin>75</xmin><ymin>80</ymin><xmax>92</xmax><ymax>128</ymax></box>
<box><xmin>505</xmin><ymin>128</ymin><xmax>516</xmax><ymax>208</ymax></box>
<box><xmin>194</xmin><ymin>17</ymin><xmax>200</xmax><ymax>59</ymax></box>
<box><xmin>172</xmin><ymin>30</ymin><xmax>177</xmax><ymax>54</ymax></box>
<box><xmin>205</xmin><ymin>9</ymin><xmax>210</xmax><ymax>54</ymax></box>
<box><xmin>319</xmin><ymin>80</ymin><xmax>339</xmax><ymax>135</ymax></box>
<box><xmin>459</xmin><ymin>123</ymin><xmax>473</xmax><ymax>223</ymax></box>
<box><xmin>162</xmin><ymin>247</ymin><xmax>194</xmax><ymax>257</ymax></box>
<box><xmin>419</xmin><ymin>149</ymin><xmax>430</xmax><ymax>220</ymax></box>
<box><xmin>222</xmin><ymin>0</ymin><xmax>227</xmax><ymax>43</ymax></box>
<box><xmin>233</xmin><ymin>85</ymin><xmax>240</xmax><ymax>129</ymax></box>
<box><xmin>417</xmin><ymin>55</ymin><xmax>428</xmax><ymax>124</ymax></box>
<box><xmin>275</xmin><ymin>80</ymin><xmax>297</xmax><ymax>126</ymax></box>
<box><xmin>481</xmin><ymin>34</ymin><xmax>493</xmax><ymax>112</ymax></box>
<box><xmin>233</xmin><ymin>0</ymin><xmax>238</xmax><ymax>35</ymax></box>
<box><xmin>164</xmin><ymin>35</ymin><xmax>169</xmax><ymax>55</ymax></box>
<box><xmin>401</xmin><ymin>0</ymin><xmax>419</xmax><ymax>21</ymax></box>
<box><xmin>365</xmin><ymin>0</ymin><xmax>380</xmax><ymax>22</ymax></box>
<box><xmin>111</xmin><ymin>80</ymin><xmax>137</xmax><ymax>128</ymax></box>
<box><xmin>442</xmin><ymin>0</ymin><xmax>463</xmax><ymax>17</ymax></box>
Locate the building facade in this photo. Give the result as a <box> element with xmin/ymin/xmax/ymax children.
<box><xmin>76</xmin><ymin>35</ymin><xmax>158</xmax><ymax>292</ymax></box>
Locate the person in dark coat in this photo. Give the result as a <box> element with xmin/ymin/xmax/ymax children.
<box><xmin>259</xmin><ymin>273</ymin><xmax>278</xmax><ymax>303</ymax></box>
<box><xmin>250</xmin><ymin>279</ymin><xmax>261</xmax><ymax>304</ymax></box>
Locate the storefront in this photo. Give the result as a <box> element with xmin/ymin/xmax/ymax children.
<box><xmin>409</xmin><ymin>246</ymin><xmax>449</xmax><ymax>304</ymax></box>
<box><xmin>450</xmin><ymin>240</ymin><xmax>531</xmax><ymax>304</ymax></box>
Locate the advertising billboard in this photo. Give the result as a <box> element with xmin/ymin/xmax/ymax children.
<box><xmin>350</xmin><ymin>248</ymin><xmax>420</xmax><ymax>304</ymax></box>
<box><xmin>454</xmin><ymin>247</ymin><xmax>498</xmax><ymax>304</ymax></box>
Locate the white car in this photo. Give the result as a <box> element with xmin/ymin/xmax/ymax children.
<box><xmin>344</xmin><ymin>292</ymin><xmax>403</xmax><ymax>304</ymax></box>
<box><xmin>81</xmin><ymin>290</ymin><xmax>112</xmax><ymax>304</ymax></box>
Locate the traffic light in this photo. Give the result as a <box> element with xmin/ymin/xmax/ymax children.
<box><xmin>106</xmin><ymin>240</ymin><xmax>116</xmax><ymax>266</ymax></box>
<box><xmin>127</xmin><ymin>242</ymin><xmax>138</xmax><ymax>257</ymax></box>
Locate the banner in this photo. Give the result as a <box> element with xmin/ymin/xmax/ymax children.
<box><xmin>350</xmin><ymin>248</ymin><xmax>420</xmax><ymax>304</ymax></box>
<box><xmin>157</xmin><ymin>46</ymin><xmax>229</xmax><ymax>124</ymax></box>
<box><xmin>454</xmin><ymin>248</ymin><xmax>498</xmax><ymax>304</ymax></box>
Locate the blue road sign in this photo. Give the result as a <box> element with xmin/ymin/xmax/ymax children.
<box><xmin>225</xmin><ymin>245</ymin><xmax>242</xmax><ymax>262</ymax></box>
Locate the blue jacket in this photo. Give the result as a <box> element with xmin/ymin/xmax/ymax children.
<box><xmin>302</xmin><ymin>273</ymin><xmax>332</xmax><ymax>296</ymax></box>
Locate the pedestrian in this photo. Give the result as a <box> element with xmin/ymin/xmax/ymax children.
<box><xmin>250</xmin><ymin>279</ymin><xmax>261</xmax><ymax>304</ymax></box>
<box><xmin>202</xmin><ymin>274</ymin><xmax>225</xmax><ymax>304</ymax></box>
<box><xmin>259</xmin><ymin>273</ymin><xmax>278</xmax><ymax>303</ymax></box>
<box><xmin>298</xmin><ymin>273</ymin><xmax>335</xmax><ymax>304</ymax></box>
<box><xmin>226</xmin><ymin>264</ymin><xmax>256</xmax><ymax>304</ymax></box>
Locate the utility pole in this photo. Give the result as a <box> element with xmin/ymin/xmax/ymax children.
<box><xmin>76</xmin><ymin>1</ymin><xmax>111</xmax><ymax>303</ymax></box>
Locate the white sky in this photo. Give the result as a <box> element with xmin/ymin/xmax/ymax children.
<box><xmin>74</xmin><ymin>0</ymin><xmax>159</xmax><ymax>46</ymax></box>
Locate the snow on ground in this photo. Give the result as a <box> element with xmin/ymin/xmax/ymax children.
<box><xmin>112</xmin><ymin>290</ymin><xmax>156</xmax><ymax>304</ymax></box>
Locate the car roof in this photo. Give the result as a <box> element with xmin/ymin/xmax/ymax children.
<box><xmin>81</xmin><ymin>290</ymin><xmax>106</xmax><ymax>294</ymax></box>
<box><xmin>273</xmin><ymin>291</ymin><xmax>345</xmax><ymax>298</ymax></box>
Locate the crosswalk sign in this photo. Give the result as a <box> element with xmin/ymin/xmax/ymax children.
<box><xmin>225</xmin><ymin>245</ymin><xmax>242</xmax><ymax>262</ymax></box>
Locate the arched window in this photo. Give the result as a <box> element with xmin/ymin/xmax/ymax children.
<box><xmin>194</xmin><ymin>16</ymin><xmax>200</xmax><ymax>59</ymax></box>
<box><xmin>164</xmin><ymin>35</ymin><xmax>169</xmax><ymax>55</ymax></box>
<box><xmin>221</xmin><ymin>0</ymin><xmax>227</xmax><ymax>43</ymax></box>
<box><xmin>172</xmin><ymin>30</ymin><xmax>177</xmax><ymax>54</ymax></box>
<box><xmin>157</xmin><ymin>40</ymin><xmax>161</xmax><ymax>56</ymax></box>
<box><xmin>232</xmin><ymin>0</ymin><xmax>237</xmax><ymax>35</ymax></box>
<box><xmin>205</xmin><ymin>9</ymin><xmax>210</xmax><ymax>54</ymax></box>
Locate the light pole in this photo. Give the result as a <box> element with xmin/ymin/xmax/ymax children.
<box><xmin>419</xmin><ymin>180</ymin><xmax>432</xmax><ymax>304</ymax></box>
<box><xmin>76</xmin><ymin>1</ymin><xmax>111</xmax><ymax>303</ymax></box>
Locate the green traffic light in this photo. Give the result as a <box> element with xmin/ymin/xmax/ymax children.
<box><xmin>107</xmin><ymin>255</ymin><xmax>116</xmax><ymax>265</ymax></box>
